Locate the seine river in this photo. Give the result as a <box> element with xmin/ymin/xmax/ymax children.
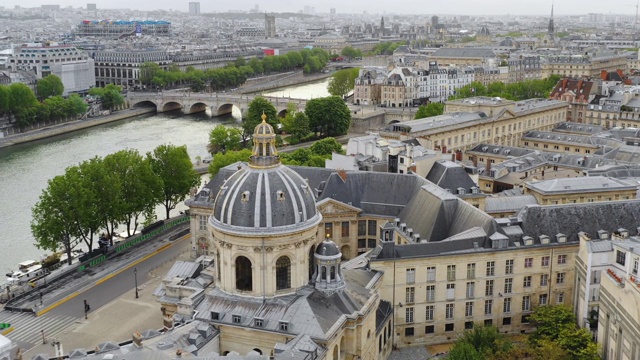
<box><xmin>0</xmin><ymin>79</ymin><xmax>330</xmax><ymax>275</ymax></box>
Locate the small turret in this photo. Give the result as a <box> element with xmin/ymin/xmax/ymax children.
<box><xmin>312</xmin><ymin>237</ymin><xmax>345</xmax><ymax>296</ymax></box>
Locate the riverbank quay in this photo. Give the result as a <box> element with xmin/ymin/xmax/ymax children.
<box><xmin>237</xmin><ymin>71</ymin><xmax>333</xmax><ymax>95</ymax></box>
<box><xmin>0</xmin><ymin>108</ymin><xmax>155</xmax><ymax>149</ymax></box>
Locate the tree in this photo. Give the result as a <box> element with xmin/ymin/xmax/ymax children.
<box><xmin>0</xmin><ymin>85</ymin><xmax>9</xmax><ymax>117</ymax></box>
<box><xmin>529</xmin><ymin>305</ymin><xmax>599</xmax><ymax>360</ymax></box>
<box><xmin>31</xmin><ymin>167</ymin><xmax>86</xmax><ymax>264</ymax></box>
<box><xmin>147</xmin><ymin>144</ymin><xmax>200</xmax><ymax>219</ymax></box>
<box><xmin>309</xmin><ymin>137</ymin><xmax>344</xmax><ymax>156</ymax></box>
<box><xmin>8</xmin><ymin>82</ymin><xmax>38</xmax><ymax>122</ymax></box>
<box><xmin>139</xmin><ymin>62</ymin><xmax>162</xmax><ymax>85</ymax></box>
<box><xmin>341</xmin><ymin>46</ymin><xmax>362</xmax><ymax>59</ymax></box>
<box><xmin>89</xmin><ymin>84</ymin><xmax>124</xmax><ymax>111</ymax></box>
<box><xmin>208</xmin><ymin>149</ymin><xmax>252</xmax><ymax>177</ymax></box>
<box><xmin>447</xmin><ymin>324</ymin><xmax>512</xmax><ymax>360</ymax></box>
<box><xmin>36</xmin><ymin>74</ymin><xmax>64</xmax><ymax>101</ymax></box>
<box><xmin>415</xmin><ymin>102</ymin><xmax>445</xmax><ymax>119</ymax></box>
<box><xmin>208</xmin><ymin>125</ymin><xmax>243</xmax><ymax>154</ymax></box>
<box><xmin>327</xmin><ymin>68</ymin><xmax>360</xmax><ymax>98</ymax></box>
<box><xmin>305</xmin><ymin>96</ymin><xmax>351</xmax><ymax>136</ymax></box>
<box><xmin>104</xmin><ymin>150</ymin><xmax>163</xmax><ymax>236</ymax></box>
<box><xmin>244</xmin><ymin>96</ymin><xmax>278</xmax><ymax>143</ymax></box>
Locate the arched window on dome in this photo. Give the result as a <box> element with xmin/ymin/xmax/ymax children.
<box><xmin>330</xmin><ymin>266</ymin><xmax>336</xmax><ymax>281</ymax></box>
<box><xmin>235</xmin><ymin>256</ymin><xmax>253</xmax><ymax>291</ymax></box>
<box><xmin>276</xmin><ymin>256</ymin><xmax>291</xmax><ymax>290</ymax></box>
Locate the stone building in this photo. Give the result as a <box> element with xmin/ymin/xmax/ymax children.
<box><xmin>523</xmin><ymin>176</ymin><xmax>637</xmax><ymax>205</ymax></box>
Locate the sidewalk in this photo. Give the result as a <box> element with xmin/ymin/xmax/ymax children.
<box><xmin>24</xmin><ymin>246</ymin><xmax>192</xmax><ymax>356</ymax></box>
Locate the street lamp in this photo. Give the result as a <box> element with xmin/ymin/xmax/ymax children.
<box><xmin>134</xmin><ymin>267</ymin><xmax>139</xmax><ymax>299</ymax></box>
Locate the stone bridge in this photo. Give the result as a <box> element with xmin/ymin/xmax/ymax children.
<box><xmin>126</xmin><ymin>92</ymin><xmax>309</xmax><ymax>118</ymax></box>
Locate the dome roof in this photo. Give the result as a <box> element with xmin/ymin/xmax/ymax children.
<box><xmin>315</xmin><ymin>239</ymin><xmax>340</xmax><ymax>256</ymax></box>
<box><xmin>211</xmin><ymin>163</ymin><xmax>319</xmax><ymax>232</ymax></box>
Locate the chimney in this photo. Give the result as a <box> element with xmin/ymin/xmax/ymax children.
<box><xmin>485</xmin><ymin>159</ymin><xmax>491</xmax><ymax>174</ymax></box>
<box><xmin>163</xmin><ymin>314</ymin><xmax>174</xmax><ymax>331</ymax></box>
<box><xmin>472</xmin><ymin>155</ymin><xmax>478</xmax><ymax>168</ymax></box>
<box><xmin>132</xmin><ymin>331</ymin><xmax>143</xmax><ymax>348</ymax></box>
<box><xmin>601</xmin><ymin>70</ymin><xmax>608</xmax><ymax>80</ymax></box>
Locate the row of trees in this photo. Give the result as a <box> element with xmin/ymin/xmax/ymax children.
<box><xmin>371</xmin><ymin>41</ymin><xmax>407</xmax><ymax>55</ymax></box>
<box><xmin>208</xmin><ymin>137</ymin><xmax>344</xmax><ymax>176</ymax></box>
<box><xmin>327</xmin><ymin>68</ymin><xmax>360</xmax><ymax>98</ymax></box>
<box><xmin>447</xmin><ymin>305</ymin><xmax>599</xmax><ymax>360</ymax></box>
<box><xmin>31</xmin><ymin>144</ymin><xmax>200</xmax><ymax>264</ymax></box>
<box><xmin>0</xmin><ymin>75</ymin><xmax>89</xmax><ymax>128</ymax></box>
<box><xmin>449</xmin><ymin>75</ymin><xmax>562</xmax><ymax>101</ymax></box>
<box><xmin>414</xmin><ymin>102</ymin><xmax>445</xmax><ymax>119</ymax></box>
<box><xmin>138</xmin><ymin>48</ymin><xmax>331</xmax><ymax>92</ymax></box>
<box><xmin>88</xmin><ymin>84</ymin><xmax>125</xmax><ymax>111</ymax></box>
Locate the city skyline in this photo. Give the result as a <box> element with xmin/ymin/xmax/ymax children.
<box><xmin>1</xmin><ymin>0</ymin><xmax>637</xmax><ymax>16</ymax></box>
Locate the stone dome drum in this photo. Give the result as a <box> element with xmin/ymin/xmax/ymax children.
<box><xmin>210</xmin><ymin>113</ymin><xmax>320</xmax><ymax>234</ymax></box>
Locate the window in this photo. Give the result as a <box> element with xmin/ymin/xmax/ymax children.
<box><xmin>358</xmin><ymin>220</ymin><xmax>366</xmax><ymax>236</ymax></box>
<box><xmin>466</xmin><ymin>282</ymin><xmax>475</xmax><ymax>299</ymax></box>
<box><xmin>368</xmin><ymin>239</ymin><xmax>376</xmax><ymax>248</ymax></box>
<box><xmin>522</xmin><ymin>295</ymin><xmax>531</xmax><ymax>311</ymax></box>
<box><xmin>524</xmin><ymin>258</ymin><xmax>533</xmax><ymax>268</ymax></box>
<box><xmin>405</xmin><ymin>307</ymin><xmax>414</xmax><ymax>323</ymax></box>
<box><xmin>485</xmin><ymin>280</ymin><xmax>494</xmax><ymax>296</ymax></box>
<box><xmin>425</xmin><ymin>325</ymin><xmax>435</xmax><ymax>334</ymax></box>
<box><xmin>540</xmin><ymin>274</ymin><xmax>549</xmax><ymax>286</ymax></box>
<box><xmin>232</xmin><ymin>314</ymin><xmax>242</xmax><ymax>323</ymax></box>
<box><xmin>425</xmin><ymin>305</ymin><xmax>434</xmax><ymax>321</ymax></box>
<box><xmin>211</xmin><ymin>311</ymin><xmax>220</xmax><ymax>320</ymax></box>
<box><xmin>523</xmin><ymin>275</ymin><xmax>532</xmax><ymax>288</ymax></box>
<box><xmin>254</xmin><ymin>318</ymin><xmax>264</xmax><ymax>327</ymax></box>
<box><xmin>446</xmin><ymin>303</ymin><xmax>454</xmax><ymax>319</ymax></box>
<box><xmin>486</xmin><ymin>261</ymin><xmax>495</xmax><ymax>276</ymax></box>
<box><xmin>276</xmin><ymin>256</ymin><xmax>291</xmax><ymax>290</ymax></box>
<box><xmin>484</xmin><ymin>319</ymin><xmax>493</xmax><ymax>326</ymax></box>
<box><xmin>541</xmin><ymin>256</ymin><xmax>550</xmax><ymax>267</ymax></box>
<box><xmin>465</xmin><ymin>302</ymin><xmax>473</xmax><ymax>317</ymax></box>
<box><xmin>465</xmin><ymin>321</ymin><xmax>474</xmax><ymax>329</ymax></box>
<box><xmin>406</xmin><ymin>268</ymin><xmax>415</xmax><ymax>284</ymax></box>
<box><xmin>368</xmin><ymin>220</ymin><xmax>377</xmax><ymax>236</ymax></box>
<box><xmin>404</xmin><ymin>327</ymin><xmax>414</xmax><ymax>336</ymax></box>
<box><xmin>341</xmin><ymin>221</ymin><xmax>349</xmax><ymax>238</ymax></box>
<box><xmin>557</xmin><ymin>292</ymin><xmax>564</xmax><ymax>303</ymax></box>
<box><xmin>446</xmin><ymin>284</ymin><xmax>455</xmax><ymax>300</ymax></box>
<box><xmin>556</xmin><ymin>272</ymin><xmax>565</xmax><ymax>284</ymax></box>
<box><xmin>484</xmin><ymin>300</ymin><xmax>493</xmax><ymax>315</ymax></box>
<box><xmin>521</xmin><ymin>315</ymin><xmax>530</xmax><ymax>324</ymax></box>
<box><xmin>198</xmin><ymin>215</ymin><xmax>207</xmax><ymax>231</ymax></box>
<box><xmin>634</xmin><ymin>258</ymin><xmax>639</xmax><ymax>275</ymax></box>
<box><xmin>447</xmin><ymin>265</ymin><xmax>456</xmax><ymax>281</ymax></box>
<box><xmin>539</xmin><ymin>294</ymin><xmax>548</xmax><ymax>305</ymax></box>
<box><xmin>505</xmin><ymin>260</ymin><xmax>514</xmax><ymax>274</ymax></box>
<box><xmin>616</xmin><ymin>250</ymin><xmax>626</xmax><ymax>266</ymax></box>
<box><xmin>427</xmin><ymin>267</ymin><xmax>436</xmax><ymax>282</ymax></box>
<box><xmin>426</xmin><ymin>285</ymin><xmax>435</xmax><ymax>302</ymax></box>
<box><xmin>324</xmin><ymin>223</ymin><xmax>333</xmax><ymax>238</ymax></box>
<box><xmin>503</xmin><ymin>297</ymin><xmax>512</xmax><ymax>313</ymax></box>
<box><xmin>235</xmin><ymin>256</ymin><xmax>253</xmax><ymax>291</ymax></box>
<box><xmin>467</xmin><ymin>263</ymin><xmax>476</xmax><ymax>279</ymax></box>
<box><xmin>504</xmin><ymin>278</ymin><xmax>513</xmax><ymax>294</ymax></box>
<box><xmin>406</xmin><ymin>287</ymin><xmax>415</xmax><ymax>303</ymax></box>
<box><xmin>445</xmin><ymin>323</ymin><xmax>454</xmax><ymax>332</ymax></box>
<box><xmin>558</xmin><ymin>254</ymin><xmax>567</xmax><ymax>265</ymax></box>
<box><xmin>358</xmin><ymin>239</ymin><xmax>366</xmax><ymax>248</ymax></box>
<box><xmin>502</xmin><ymin>317</ymin><xmax>512</xmax><ymax>326</ymax></box>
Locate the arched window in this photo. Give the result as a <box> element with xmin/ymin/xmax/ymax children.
<box><xmin>321</xmin><ymin>266</ymin><xmax>327</xmax><ymax>280</ymax></box>
<box><xmin>235</xmin><ymin>256</ymin><xmax>252</xmax><ymax>291</ymax></box>
<box><xmin>308</xmin><ymin>245</ymin><xmax>315</xmax><ymax>282</ymax></box>
<box><xmin>330</xmin><ymin>266</ymin><xmax>336</xmax><ymax>280</ymax></box>
<box><xmin>276</xmin><ymin>256</ymin><xmax>291</xmax><ymax>290</ymax></box>
<box><xmin>216</xmin><ymin>251</ymin><xmax>221</xmax><ymax>281</ymax></box>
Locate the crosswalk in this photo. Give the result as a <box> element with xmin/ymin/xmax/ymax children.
<box><xmin>0</xmin><ymin>311</ymin><xmax>77</xmax><ymax>348</ymax></box>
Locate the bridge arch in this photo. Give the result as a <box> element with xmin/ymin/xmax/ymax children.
<box><xmin>130</xmin><ymin>100</ymin><xmax>158</xmax><ymax>109</ymax></box>
<box><xmin>388</xmin><ymin>119</ymin><xmax>402</xmax><ymax>125</ymax></box>
<box><xmin>161</xmin><ymin>101</ymin><xmax>183</xmax><ymax>113</ymax></box>
<box><xmin>215</xmin><ymin>103</ymin><xmax>238</xmax><ymax>117</ymax></box>
<box><xmin>188</xmin><ymin>102</ymin><xmax>208</xmax><ymax>115</ymax></box>
<box><xmin>277</xmin><ymin>109</ymin><xmax>288</xmax><ymax>118</ymax></box>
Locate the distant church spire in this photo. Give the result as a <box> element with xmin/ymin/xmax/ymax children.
<box><xmin>548</xmin><ymin>3</ymin><xmax>555</xmax><ymax>37</ymax></box>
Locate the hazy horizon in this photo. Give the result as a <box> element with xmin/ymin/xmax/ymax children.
<box><xmin>1</xmin><ymin>0</ymin><xmax>635</xmax><ymax>17</ymax></box>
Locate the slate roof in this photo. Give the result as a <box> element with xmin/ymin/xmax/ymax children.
<box><xmin>425</xmin><ymin>160</ymin><xmax>478</xmax><ymax>193</ymax></box>
<box><xmin>485</xmin><ymin>195</ymin><xmax>538</xmax><ymax>213</ymax></box>
<box><xmin>467</xmin><ymin>144</ymin><xmax>535</xmax><ymax>158</ymax></box>
<box><xmin>518</xmin><ymin>200</ymin><xmax>640</xmax><ymax>242</ymax></box>
<box><xmin>430</xmin><ymin>48</ymin><xmax>496</xmax><ymax>58</ymax></box>
<box><xmin>554</xmin><ymin>122</ymin><xmax>604</xmax><ymax>134</ymax></box>
<box><xmin>525</xmin><ymin>176</ymin><xmax>635</xmax><ymax>194</ymax></box>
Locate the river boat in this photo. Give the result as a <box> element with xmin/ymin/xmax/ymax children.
<box><xmin>5</xmin><ymin>260</ymin><xmax>46</xmax><ymax>285</ymax></box>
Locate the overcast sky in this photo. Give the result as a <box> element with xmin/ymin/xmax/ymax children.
<box><xmin>1</xmin><ymin>0</ymin><xmax>632</xmax><ymax>16</ymax></box>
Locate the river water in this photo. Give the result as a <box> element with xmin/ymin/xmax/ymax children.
<box><xmin>0</xmin><ymin>78</ymin><xmax>330</xmax><ymax>275</ymax></box>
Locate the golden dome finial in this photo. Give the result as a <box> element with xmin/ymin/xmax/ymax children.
<box><xmin>261</xmin><ymin>111</ymin><xmax>267</xmax><ymax>123</ymax></box>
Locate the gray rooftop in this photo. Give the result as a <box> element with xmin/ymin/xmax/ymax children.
<box><xmin>525</xmin><ymin>176</ymin><xmax>636</xmax><ymax>194</ymax></box>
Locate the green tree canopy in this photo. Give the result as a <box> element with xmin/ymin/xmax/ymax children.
<box><xmin>36</xmin><ymin>74</ymin><xmax>64</xmax><ymax>100</ymax></box>
<box><xmin>341</xmin><ymin>46</ymin><xmax>362</xmax><ymax>59</ymax></box>
<box><xmin>89</xmin><ymin>84</ymin><xmax>124</xmax><ymax>111</ymax></box>
<box><xmin>327</xmin><ymin>68</ymin><xmax>360</xmax><ymax>98</ymax></box>
<box><xmin>147</xmin><ymin>144</ymin><xmax>201</xmax><ymax>219</ymax></box>
<box><xmin>309</xmin><ymin>137</ymin><xmax>344</xmax><ymax>156</ymax></box>
<box><xmin>305</xmin><ymin>96</ymin><xmax>351</xmax><ymax>136</ymax></box>
<box><xmin>415</xmin><ymin>102</ymin><xmax>445</xmax><ymax>119</ymax></box>
<box><xmin>0</xmin><ymin>85</ymin><xmax>10</xmax><ymax>116</ymax></box>
<box><xmin>244</xmin><ymin>96</ymin><xmax>278</xmax><ymax>142</ymax></box>
<box><xmin>447</xmin><ymin>324</ymin><xmax>512</xmax><ymax>360</ymax></box>
<box><xmin>208</xmin><ymin>149</ymin><xmax>252</xmax><ymax>177</ymax></box>
<box><xmin>208</xmin><ymin>125</ymin><xmax>243</xmax><ymax>155</ymax></box>
<box><xmin>139</xmin><ymin>62</ymin><xmax>162</xmax><ymax>85</ymax></box>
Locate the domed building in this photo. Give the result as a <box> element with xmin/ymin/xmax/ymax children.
<box><xmin>209</xmin><ymin>114</ymin><xmax>321</xmax><ymax>297</ymax></box>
